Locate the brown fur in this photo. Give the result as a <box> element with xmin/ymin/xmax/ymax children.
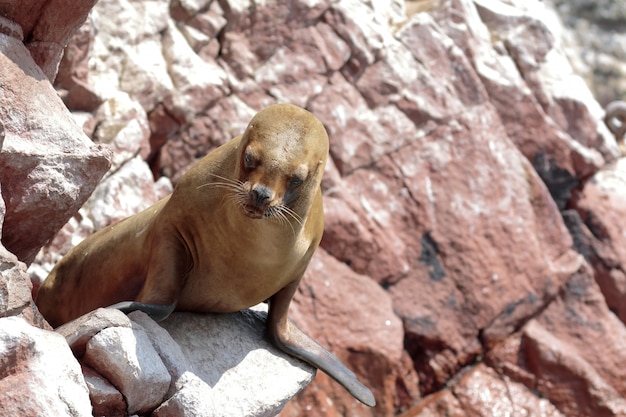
<box><xmin>35</xmin><ymin>103</ymin><xmax>375</xmax><ymax>407</ymax></box>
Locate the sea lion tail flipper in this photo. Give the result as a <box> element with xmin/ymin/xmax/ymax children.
<box><xmin>268</xmin><ymin>281</ymin><xmax>376</xmax><ymax>407</ymax></box>
<box><xmin>272</xmin><ymin>318</ymin><xmax>376</xmax><ymax>407</ymax></box>
<box><xmin>108</xmin><ymin>301</ymin><xmax>176</xmax><ymax>322</ymax></box>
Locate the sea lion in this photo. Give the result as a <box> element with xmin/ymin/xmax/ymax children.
<box><xmin>35</xmin><ymin>103</ymin><xmax>376</xmax><ymax>407</ymax></box>
<box><xmin>605</xmin><ymin>100</ymin><xmax>626</xmax><ymax>143</ymax></box>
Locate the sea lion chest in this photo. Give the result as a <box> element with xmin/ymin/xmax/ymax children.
<box><xmin>174</xmin><ymin>209</ymin><xmax>309</xmax><ymax>313</ymax></box>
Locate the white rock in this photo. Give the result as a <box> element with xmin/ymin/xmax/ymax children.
<box><xmin>161</xmin><ymin>307</ymin><xmax>315</xmax><ymax>417</ymax></box>
<box><xmin>92</xmin><ymin>92</ymin><xmax>151</xmax><ymax>172</ymax></box>
<box><xmin>128</xmin><ymin>310</ymin><xmax>193</xmax><ymax>397</ymax></box>
<box><xmin>0</xmin><ymin>317</ymin><xmax>92</xmax><ymax>416</ymax></box>
<box><xmin>162</xmin><ymin>20</ymin><xmax>228</xmax><ymax>119</ymax></box>
<box><xmin>152</xmin><ymin>372</ymin><xmax>217</xmax><ymax>417</ymax></box>
<box><xmin>84</xmin><ymin>156</ymin><xmax>170</xmax><ymax>230</ymax></box>
<box><xmin>56</xmin><ymin>307</ymin><xmax>132</xmax><ymax>356</ymax></box>
<box><xmin>89</xmin><ymin>0</ymin><xmax>173</xmax><ymax>107</ymax></box>
<box><xmin>83</xmin><ymin>325</ymin><xmax>171</xmax><ymax>414</ymax></box>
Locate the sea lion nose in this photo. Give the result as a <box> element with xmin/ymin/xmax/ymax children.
<box><xmin>252</xmin><ymin>185</ymin><xmax>272</xmax><ymax>207</ymax></box>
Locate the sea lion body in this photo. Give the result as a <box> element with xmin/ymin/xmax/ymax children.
<box><xmin>36</xmin><ymin>104</ymin><xmax>375</xmax><ymax>407</ymax></box>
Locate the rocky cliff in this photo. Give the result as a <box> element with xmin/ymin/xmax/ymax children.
<box><xmin>1</xmin><ymin>0</ymin><xmax>626</xmax><ymax>416</ymax></box>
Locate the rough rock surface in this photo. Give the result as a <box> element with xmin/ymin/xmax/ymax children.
<box><xmin>0</xmin><ymin>0</ymin><xmax>625</xmax><ymax>416</ymax></box>
<box><xmin>0</xmin><ymin>317</ymin><xmax>92</xmax><ymax>417</ymax></box>
<box><xmin>84</xmin><ymin>325</ymin><xmax>172</xmax><ymax>414</ymax></box>
<box><xmin>569</xmin><ymin>158</ymin><xmax>626</xmax><ymax>323</ymax></box>
<box><xmin>548</xmin><ymin>0</ymin><xmax>626</xmax><ymax>105</ymax></box>
<box><xmin>50</xmin><ymin>307</ymin><xmax>315</xmax><ymax>417</ymax></box>
<box><xmin>160</xmin><ymin>306</ymin><xmax>316</xmax><ymax>417</ymax></box>
<box><xmin>82</xmin><ymin>365</ymin><xmax>126</xmax><ymax>417</ymax></box>
<box><xmin>0</xmin><ymin>0</ymin><xmax>97</xmax><ymax>81</ymax></box>
<box><xmin>0</xmin><ymin>13</ymin><xmax>110</xmax><ymax>264</ymax></box>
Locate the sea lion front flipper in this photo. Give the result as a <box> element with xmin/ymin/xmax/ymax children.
<box><xmin>108</xmin><ymin>301</ymin><xmax>176</xmax><ymax>322</ymax></box>
<box><xmin>267</xmin><ymin>282</ymin><xmax>376</xmax><ymax>407</ymax></box>
<box><xmin>111</xmin><ymin>228</ymin><xmax>187</xmax><ymax>322</ymax></box>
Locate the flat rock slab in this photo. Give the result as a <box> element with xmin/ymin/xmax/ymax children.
<box><xmin>161</xmin><ymin>308</ymin><xmax>316</xmax><ymax>417</ymax></box>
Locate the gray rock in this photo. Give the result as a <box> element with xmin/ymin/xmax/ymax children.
<box><xmin>160</xmin><ymin>307</ymin><xmax>316</xmax><ymax>417</ymax></box>
<box><xmin>83</xmin><ymin>325</ymin><xmax>171</xmax><ymax>414</ymax></box>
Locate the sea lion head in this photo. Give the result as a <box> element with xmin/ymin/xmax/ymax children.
<box><xmin>234</xmin><ymin>103</ymin><xmax>329</xmax><ymax>222</ymax></box>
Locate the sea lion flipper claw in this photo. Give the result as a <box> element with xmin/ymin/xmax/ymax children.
<box><xmin>108</xmin><ymin>301</ymin><xmax>176</xmax><ymax>322</ymax></box>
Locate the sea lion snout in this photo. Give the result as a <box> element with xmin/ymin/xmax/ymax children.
<box><xmin>243</xmin><ymin>184</ymin><xmax>275</xmax><ymax>218</ymax></box>
<box><xmin>251</xmin><ymin>185</ymin><xmax>272</xmax><ymax>206</ymax></box>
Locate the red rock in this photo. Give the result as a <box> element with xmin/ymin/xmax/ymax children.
<box><xmin>487</xmin><ymin>266</ymin><xmax>626</xmax><ymax>416</ymax></box>
<box><xmin>0</xmin><ymin>30</ymin><xmax>110</xmax><ymax>264</ymax></box>
<box><xmin>401</xmin><ymin>363</ymin><xmax>565</xmax><ymax>417</ymax></box>
<box><xmin>569</xmin><ymin>158</ymin><xmax>626</xmax><ymax>323</ymax></box>
<box><xmin>397</xmin><ymin>390</ymin><xmax>464</xmax><ymax>417</ymax></box>
<box><xmin>157</xmin><ymin>95</ymin><xmax>256</xmax><ymax>182</ymax></box>
<box><xmin>433</xmin><ymin>0</ymin><xmax>614</xmax><ymax>209</ymax></box>
<box><xmin>1</xmin><ymin>0</ymin><xmax>97</xmax><ymax>81</ymax></box>
<box><xmin>319</xmin><ymin>97</ymin><xmax>582</xmax><ymax>394</ymax></box>
<box><xmin>454</xmin><ymin>364</ymin><xmax>564</xmax><ymax>417</ymax></box>
<box><xmin>282</xmin><ymin>249</ymin><xmax>412</xmax><ymax>416</ymax></box>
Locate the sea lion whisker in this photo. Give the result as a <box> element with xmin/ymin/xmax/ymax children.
<box><xmin>280</xmin><ymin>205</ymin><xmax>303</xmax><ymax>227</ymax></box>
<box><xmin>196</xmin><ymin>181</ymin><xmax>241</xmax><ymax>191</ymax></box>
<box><xmin>277</xmin><ymin>207</ymin><xmax>297</xmax><ymax>237</ymax></box>
<box><xmin>205</xmin><ymin>172</ymin><xmax>243</xmax><ymax>186</ymax></box>
<box><xmin>226</xmin><ymin>191</ymin><xmax>246</xmax><ymax>209</ymax></box>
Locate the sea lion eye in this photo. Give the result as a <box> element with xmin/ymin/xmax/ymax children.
<box><xmin>288</xmin><ymin>176</ymin><xmax>303</xmax><ymax>189</ymax></box>
<box><xmin>244</xmin><ymin>152</ymin><xmax>255</xmax><ymax>169</ymax></box>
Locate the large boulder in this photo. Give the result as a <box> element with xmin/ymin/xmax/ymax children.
<box><xmin>0</xmin><ymin>16</ymin><xmax>110</xmax><ymax>264</ymax></box>
<box><xmin>0</xmin><ymin>317</ymin><xmax>92</xmax><ymax>416</ymax></box>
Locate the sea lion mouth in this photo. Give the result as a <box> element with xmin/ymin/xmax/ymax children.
<box><xmin>242</xmin><ymin>204</ymin><xmax>265</xmax><ymax>219</ymax></box>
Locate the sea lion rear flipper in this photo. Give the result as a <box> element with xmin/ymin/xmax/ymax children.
<box><xmin>108</xmin><ymin>301</ymin><xmax>176</xmax><ymax>322</ymax></box>
<box><xmin>278</xmin><ymin>318</ymin><xmax>376</xmax><ymax>407</ymax></box>
<box><xmin>267</xmin><ymin>282</ymin><xmax>376</xmax><ymax>407</ymax></box>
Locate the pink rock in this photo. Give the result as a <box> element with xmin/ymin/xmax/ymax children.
<box><xmin>0</xmin><ymin>317</ymin><xmax>92</xmax><ymax>416</ymax></box>
<box><xmin>0</xmin><ymin>245</ymin><xmax>33</xmax><ymax>321</ymax></box>
<box><xmin>284</xmin><ymin>249</ymin><xmax>411</xmax><ymax>415</ymax></box>
<box><xmin>570</xmin><ymin>158</ymin><xmax>626</xmax><ymax>323</ymax></box>
<box><xmin>1</xmin><ymin>0</ymin><xmax>97</xmax><ymax>81</ymax></box>
<box><xmin>82</xmin><ymin>365</ymin><xmax>126</xmax><ymax>417</ymax></box>
<box><xmin>487</xmin><ymin>268</ymin><xmax>626</xmax><ymax>416</ymax></box>
<box><xmin>55</xmin><ymin>17</ymin><xmax>102</xmax><ymax>111</ymax></box>
<box><xmin>0</xmin><ymin>31</ymin><xmax>110</xmax><ymax>264</ymax></box>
